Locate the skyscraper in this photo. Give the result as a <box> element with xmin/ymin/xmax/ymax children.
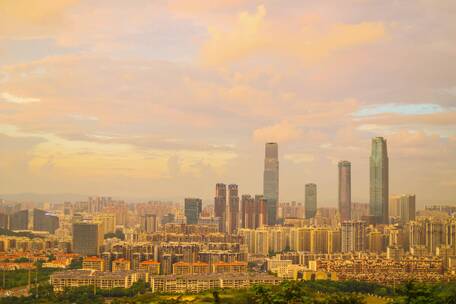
<box><xmin>305</xmin><ymin>183</ymin><xmax>317</xmax><ymax>219</ymax></box>
<box><xmin>33</xmin><ymin>209</ymin><xmax>59</xmax><ymax>234</ymax></box>
<box><xmin>370</xmin><ymin>137</ymin><xmax>389</xmax><ymax>224</ymax></box>
<box><xmin>9</xmin><ymin>209</ymin><xmax>28</xmax><ymax>230</ymax></box>
<box><xmin>227</xmin><ymin>184</ymin><xmax>239</xmax><ymax>233</ymax></box>
<box><xmin>214</xmin><ymin>183</ymin><xmax>227</xmax><ymax>232</ymax></box>
<box><xmin>184</xmin><ymin>198</ymin><xmax>202</xmax><ymax>225</ymax></box>
<box><xmin>140</xmin><ymin>214</ymin><xmax>158</xmax><ymax>233</ymax></box>
<box><xmin>400</xmin><ymin>194</ymin><xmax>416</xmax><ymax>223</ymax></box>
<box><xmin>263</xmin><ymin>142</ymin><xmax>279</xmax><ymax>225</ymax></box>
<box><xmin>73</xmin><ymin>222</ymin><xmax>104</xmax><ymax>256</ymax></box>
<box><xmin>338</xmin><ymin>161</ymin><xmax>351</xmax><ymax>222</ymax></box>
<box><xmin>240</xmin><ymin>194</ymin><xmax>267</xmax><ymax>229</ymax></box>
<box><xmin>341</xmin><ymin>220</ymin><xmax>367</xmax><ymax>252</ymax></box>
<box><xmin>241</xmin><ymin>195</ymin><xmax>254</xmax><ymax>229</ymax></box>
<box><xmin>389</xmin><ymin>194</ymin><xmax>416</xmax><ymax>224</ymax></box>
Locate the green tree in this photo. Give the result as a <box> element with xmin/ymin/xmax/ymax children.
<box><xmin>69</xmin><ymin>257</ymin><xmax>83</xmax><ymax>269</ymax></box>
<box><xmin>392</xmin><ymin>281</ymin><xmax>438</xmax><ymax>304</ymax></box>
<box><xmin>129</xmin><ymin>279</ymin><xmax>149</xmax><ymax>295</ymax></box>
<box><xmin>213</xmin><ymin>289</ymin><xmax>221</xmax><ymax>304</ymax></box>
<box><xmin>324</xmin><ymin>293</ymin><xmax>365</xmax><ymax>304</ymax></box>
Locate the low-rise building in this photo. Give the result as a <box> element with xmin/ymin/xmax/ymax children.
<box><xmin>82</xmin><ymin>256</ymin><xmax>105</xmax><ymax>271</ymax></box>
<box><xmin>112</xmin><ymin>258</ymin><xmax>131</xmax><ymax>272</ymax></box>
<box><xmin>212</xmin><ymin>261</ymin><xmax>247</xmax><ymax>273</ymax></box>
<box><xmin>42</xmin><ymin>260</ymin><xmax>69</xmax><ymax>269</ymax></box>
<box><xmin>150</xmin><ymin>273</ymin><xmax>281</xmax><ymax>293</ymax></box>
<box><xmin>172</xmin><ymin>262</ymin><xmax>210</xmax><ymax>275</ymax></box>
<box><xmin>50</xmin><ymin>270</ymin><xmax>139</xmax><ymax>291</ymax></box>
<box><xmin>139</xmin><ymin>260</ymin><xmax>160</xmax><ymax>275</ymax></box>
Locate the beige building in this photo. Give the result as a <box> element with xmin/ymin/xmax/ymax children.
<box><xmin>112</xmin><ymin>258</ymin><xmax>131</xmax><ymax>272</ymax></box>
<box><xmin>389</xmin><ymin>194</ymin><xmax>416</xmax><ymax>224</ymax></box>
<box><xmin>150</xmin><ymin>273</ymin><xmax>281</xmax><ymax>293</ymax></box>
<box><xmin>212</xmin><ymin>261</ymin><xmax>247</xmax><ymax>273</ymax></box>
<box><xmin>51</xmin><ymin>270</ymin><xmax>139</xmax><ymax>291</ymax></box>
<box><xmin>139</xmin><ymin>260</ymin><xmax>160</xmax><ymax>275</ymax></box>
<box><xmin>172</xmin><ymin>262</ymin><xmax>210</xmax><ymax>275</ymax></box>
<box><xmin>82</xmin><ymin>256</ymin><xmax>105</xmax><ymax>271</ymax></box>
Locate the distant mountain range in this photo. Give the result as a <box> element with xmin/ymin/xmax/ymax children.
<box><xmin>0</xmin><ymin>192</ymin><xmax>193</xmax><ymax>204</ymax></box>
<box><xmin>0</xmin><ymin>193</ymin><xmax>90</xmax><ymax>203</ymax></box>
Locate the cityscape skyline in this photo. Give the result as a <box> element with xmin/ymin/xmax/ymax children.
<box><xmin>0</xmin><ymin>136</ymin><xmax>453</xmax><ymax>209</ymax></box>
<box><xmin>0</xmin><ymin>1</ymin><xmax>455</xmax><ymax>205</ymax></box>
<box><xmin>1</xmin><ymin>2</ymin><xmax>456</xmax><ymax>301</ymax></box>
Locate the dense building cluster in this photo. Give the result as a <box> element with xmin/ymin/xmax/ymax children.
<box><xmin>0</xmin><ymin>138</ymin><xmax>455</xmax><ymax>294</ymax></box>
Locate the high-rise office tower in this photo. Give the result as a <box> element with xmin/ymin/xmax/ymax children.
<box><xmin>305</xmin><ymin>183</ymin><xmax>317</xmax><ymax>219</ymax></box>
<box><xmin>241</xmin><ymin>195</ymin><xmax>254</xmax><ymax>229</ymax></box>
<box><xmin>9</xmin><ymin>209</ymin><xmax>28</xmax><ymax>230</ymax></box>
<box><xmin>33</xmin><ymin>209</ymin><xmax>59</xmax><ymax>234</ymax></box>
<box><xmin>255</xmin><ymin>195</ymin><xmax>267</xmax><ymax>228</ymax></box>
<box><xmin>141</xmin><ymin>214</ymin><xmax>158</xmax><ymax>233</ymax></box>
<box><xmin>263</xmin><ymin>142</ymin><xmax>279</xmax><ymax>225</ymax></box>
<box><xmin>227</xmin><ymin>184</ymin><xmax>239</xmax><ymax>233</ymax></box>
<box><xmin>341</xmin><ymin>220</ymin><xmax>367</xmax><ymax>252</ymax></box>
<box><xmin>338</xmin><ymin>161</ymin><xmax>351</xmax><ymax>222</ymax></box>
<box><xmin>73</xmin><ymin>222</ymin><xmax>104</xmax><ymax>256</ymax></box>
<box><xmin>370</xmin><ymin>137</ymin><xmax>389</xmax><ymax>224</ymax></box>
<box><xmin>0</xmin><ymin>213</ymin><xmax>8</xmax><ymax>230</ymax></box>
<box><xmin>184</xmin><ymin>198</ymin><xmax>202</xmax><ymax>225</ymax></box>
<box><xmin>214</xmin><ymin>183</ymin><xmax>227</xmax><ymax>232</ymax></box>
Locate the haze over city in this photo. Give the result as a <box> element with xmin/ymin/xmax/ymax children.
<box><xmin>1</xmin><ymin>1</ymin><xmax>456</xmax><ymax>206</ymax></box>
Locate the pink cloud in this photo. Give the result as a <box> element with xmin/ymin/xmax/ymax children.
<box><xmin>253</xmin><ymin>120</ymin><xmax>301</xmax><ymax>143</ymax></box>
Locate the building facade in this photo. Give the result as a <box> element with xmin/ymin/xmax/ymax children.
<box><xmin>184</xmin><ymin>198</ymin><xmax>202</xmax><ymax>225</ymax></box>
<box><xmin>341</xmin><ymin>220</ymin><xmax>366</xmax><ymax>252</ymax></box>
<box><xmin>227</xmin><ymin>184</ymin><xmax>240</xmax><ymax>234</ymax></box>
<box><xmin>263</xmin><ymin>143</ymin><xmax>279</xmax><ymax>225</ymax></box>
<box><xmin>214</xmin><ymin>183</ymin><xmax>227</xmax><ymax>232</ymax></box>
<box><xmin>305</xmin><ymin>184</ymin><xmax>317</xmax><ymax>219</ymax></box>
<box><xmin>338</xmin><ymin>161</ymin><xmax>351</xmax><ymax>222</ymax></box>
<box><xmin>72</xmin><ymin>222</ymin><xmax>103</xmax><ymax>256</ymax></box>
<box><xmin>370</xmin><ymin>137</ymin><xmax>389</xmax><ymax>224</ymax></box>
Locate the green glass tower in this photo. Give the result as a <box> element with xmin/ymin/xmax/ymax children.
<box><xmin>369</xmin><ymin>137</ymin><xmax>389</xmax><ymax>224</ymax></box>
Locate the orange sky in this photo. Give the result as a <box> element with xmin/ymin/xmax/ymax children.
<box><xmin>0</xmin><ymin>0</ymin><xmax>455</xmax><ymax>206</ymax></box>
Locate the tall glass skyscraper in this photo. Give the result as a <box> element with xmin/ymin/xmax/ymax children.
<box><xmin>263</xmin><ymin>142</ymin><xmax>279</xmax><ymax>225</ymax></box>
<box><xmin>338</xmin><ymin>161</ymin><xmax>351</xmax><ymax>222</ymax></box>
<box><xmin>227</xmin><ymin>184</ymin><xmax>240</xmax><ymax>233</ymax></box>
<box><xmin>184</xmin><ymin>198</ymin><xmax>202</xmax><ymax>225</ymax></box>
<box><xmin>214</xmin><ymin>183</ymin><xmax>227</xmax><ymax>232</ymax></box>
<box><xmin>369</xmin><ymin>137</ymin><xmax>389</xmax><ymax>224</ymax></box>
<box><xmin>305</xmin><ymin>183</ymin><xmax>317</xmax><ymax>219</ymax></box>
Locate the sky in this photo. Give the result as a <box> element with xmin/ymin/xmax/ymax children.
<box><xmin>0</xmin><ymin>0</ymin><xmax>455</xmax><ymax>206</ymax></box>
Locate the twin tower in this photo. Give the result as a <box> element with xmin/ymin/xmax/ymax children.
<box><xmin>335</xmin><ymin>137</ymin><xmax>390</xmax><ymax>225</ymax></box>
<box><xmin>331</xmin><ymin>137</ymin><xmax>390</xmax><ymax>225</ymax></box>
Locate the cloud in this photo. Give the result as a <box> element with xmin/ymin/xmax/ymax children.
<box><xmin>201</xmin><ymin>5</ymin><xmax>267</xmax><ymax>65</ymax></box>
<box><xmin>0</xmin><ymin>92</ymin><xmax>40</xmax><ymax>104</ymax></box>
<box><xmin>168</xmin><ymin>0</ymin><xmax>249</xmax><ymax>14</ymax></box>
<box><xmin>253</xmin><ymin>120</ymin><xmax>301</xmax><ymax>143</ymax></box>
<box><xmin>0</xmin><ymin>0</ymin><xmax>77</xmax><ymax>38</ymax></box>
<box><xmin>358</xmin><ymin>111</ymin><xmax>456</xmax><ymax>126</ymax></box>
<box><xmin>0</xmin><ymin>1</ymin><xmax>455</xmax><ymax>202</ymax></box>
<box><xmin>284</xmin><ymin>153</ymin><xmax>315</xmax><ymax>164</ymax></box>
<box><xmin>200</xmin><ymin>5</ymin><xmax>386</xmax><ymax>66</ymax></box>
<box><xmin>354</xmin><ymin>103</ymin><xmax>444</xmax><ymax>117</ymax></box>
<box><xmin>68</xmin><ymin>114</ymin><xmax>99</xmax><ymax>122</ymax></box>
